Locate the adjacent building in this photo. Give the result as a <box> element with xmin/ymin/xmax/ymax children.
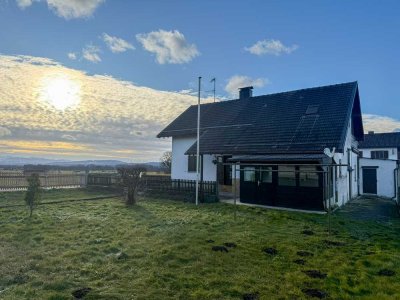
<box><xmin>359</xmin><ymin>132</ymin><xmax>400</xmax><ymax>198</ymax></box>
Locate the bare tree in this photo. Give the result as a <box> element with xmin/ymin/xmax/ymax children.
<box><xmin>117</xmin><ymin>165</ymin><xmax>146</xmax><ymax>205</ymax></box>
<box><xmin>24</xmin><ymin>173</ymin><xmax>41</xmax><ymax>217</ymax></box>
<box><xmin>160</xmin><ymin>151</ymin><xmax>172</xmax><ymax>173</ymax></box>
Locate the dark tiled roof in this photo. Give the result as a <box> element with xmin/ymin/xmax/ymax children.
<box><xmin>157</xmin><ymin>82</ymin><xmax>363</xmax><ymax>155</ymax></box>
<box><xmin>228</xmin><ymin>154</ymin><xmax>327</xmax><ymax>162</ymax></box>
<box><xmin>359</xmin><ymin>132</ymin><xmax>400</xmax><ymax>148</ymax></box>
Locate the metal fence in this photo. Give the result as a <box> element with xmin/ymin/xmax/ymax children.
<box><xmin>142</xmin><ymin>175</ymin><xmax>217</xmax><ymax>195</ymax></box>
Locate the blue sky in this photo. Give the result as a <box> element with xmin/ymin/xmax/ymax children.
<box><xmin>0</xmin><ymin>0</ymin><xmax>400</xmax><ymax>161</ymax></box>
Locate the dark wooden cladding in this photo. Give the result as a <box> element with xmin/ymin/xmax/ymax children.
<box><xmin>240</xmin><ymin>164</ymin><xmax>324</xmax><ymax>211</ymax></box>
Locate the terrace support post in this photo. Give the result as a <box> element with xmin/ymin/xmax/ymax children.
<box><xmin>328</xmin><ymin>164</ymin><xmax>331</xmax><ymax>236</ymax></box>
<box><xmin>200</xmin><ymin>154</ymin><xmax>204</xmax><ymax>203</ymax></box>
<box><xmin>234</xmin><ymin>163</ymin><xmax>237</xmax><ymax>220</ymax></box>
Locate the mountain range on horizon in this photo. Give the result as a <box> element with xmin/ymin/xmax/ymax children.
<box><xmin>0</xmin><ymin>156</ymin><xmax>161</xmax><ymax>167</ymax></box>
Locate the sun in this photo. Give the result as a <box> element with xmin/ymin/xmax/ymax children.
<box><xmin>40</xmin><ymin>74</ymin><xmax>81</xmax><ymax>110</ymax></box>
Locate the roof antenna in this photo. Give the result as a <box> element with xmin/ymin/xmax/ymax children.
<box><xmin>210</xmin><ymin>78</ymin><xmax>216</xmax><ymax>102</ymax></box>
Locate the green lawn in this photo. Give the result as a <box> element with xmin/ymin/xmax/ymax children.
<box><xmin>0</xmin><ymin>189</ymin><xmax>399</xmax><ymax>299</ymax></box>
<box><xmin>0</xmin><ymin>187</ymin><xmax>119</xmax><ymax>207</ymax></box>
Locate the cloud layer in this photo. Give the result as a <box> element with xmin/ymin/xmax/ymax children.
<box><xmin>225</xmin><ymin>75</ymin><xmax>269</xmax><ymax>97</ymax></box>
<box><xmin>82</xmin><ymin>44</ymin><xmax>101</xmax><ymax>63</ymax></box>
<box><xmin>16</xmin><ymin>0</ymin><xmax>105</xmax><ymax>19</ymax></box>
<box><xmin>362</xmin><ymin>114</ymin><xmax>400</xmax><ymax>133</ymax></box>
<box><xmin>245</xmin><ymin>39</ymin><xmax>298</xmax><ymax>56</ymax></box>
<box><xmin>136</xmin><ymin>30</ymin><xmax>200</xmax><ymax>64</ymax></box>
<box><xmin>0</xmin><ymin>54</ymin><xmax>202</xmax><ymax>161</ymax></box>
<box><xmin>102</xmin><ymin>33</ymin><xmax>135</xmax><ymax>53</ymax></box>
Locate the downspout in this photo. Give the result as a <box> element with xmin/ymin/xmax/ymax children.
<box><xmin>357</xmin><ymin>152</ymin><xmax>360</xmax><ymax>196</ymax></box>
<box><xmin>347</xmin><ymin>148</ymin><xmax>352</xmax><ymax>201</ymax></box>
<box><xmin>393</xmin><ymin>167</ymin><xmax>397</xmax><ymax>200</ymax></box>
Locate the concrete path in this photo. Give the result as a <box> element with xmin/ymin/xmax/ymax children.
<box><xmin>336</xmin><ymin>195</ymin><xmax>399</xmax><ymax>222</ymax></box>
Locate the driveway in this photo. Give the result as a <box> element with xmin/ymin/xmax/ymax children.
<box><xmin>337</xmin><ymin>195</ymin><xmax>399</xmax><ymax>222</ymax></box>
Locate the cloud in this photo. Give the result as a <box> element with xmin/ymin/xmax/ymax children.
<box><xmin>67</xmin><ymin>52</ymin><xmax>77</xmax><ymax>60</ymax></box>
<box><xmin>0</xmin><ymin>54</ymin><xmax>206</xmax><ymax>161</ymax></box>
<box><xmin>362</xmin><ymin>114</ymin><xmax>400</xmax><ymax>133</ymax></box>
<box><xmin>16</xmin><ymin>0</ymin><xmax>33</xmax><ymax>9</ymax></box>
<box><xmin>225</xmin><ymin>75</ymin><xmax>269</xmax><ymax>97</ymax></box>
<box><xmin>102</xmin><ymin>33</ymin><xmax>134</xmax><ymax>53</ymax></box>
<box><xmin>82</xmin><ymin>44</ymin><xmax>101</xmax><ymax>63</ymax></box>
<box><xmin>136</xmin><ymin>29</ymin><xmax>200</xmax><ymax>64</ymax></box>
<box><xmin>245</xmin><ymin>39</ymin><xmax>298</xmax><ymax>56</ymax></box>
<box><xmin>15</xmin><ymin>0</ymin><xmax>104</xmax><ymax>19</ymax></box>
<box><xmin>0</xmin><ymin>126</ymin><xmax>11</xmax><ymax>137</ymax></box>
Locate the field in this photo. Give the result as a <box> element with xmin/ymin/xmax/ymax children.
<box><xmin>0</xmin><ymin>189</ymin><xmax>399</xmax><ymax>299</ymax></box>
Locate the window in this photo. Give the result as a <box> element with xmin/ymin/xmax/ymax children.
<box><xmin>299</xmin><ymin>166</ymin><xmax>319</xmax><ymax>187</ymax></box>
<box><xmin>243</xmin><ymin>167</ymin><xmax>256</xmax><ymax>182</ymax></box>
<box><xmin>260</xmin><ymin>167</ymin><xmax>272</xmax><ymax>183</ymax></box>
<box><xmin>371</xmin><ymin>150</ymin><xmax>388</xmax><ymax>159</ymax></box>
<box><xmin>188</xmin><ymin>155</ymin><xmax>197</xmax><ymax>172</ymax></box>
<box><xmin>278</xmin><ymin>166</ymin><xmax>296</xmax><ymax>186</ymax></box>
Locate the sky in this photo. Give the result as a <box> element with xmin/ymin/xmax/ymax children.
<box><xmin>0</xmin><ymin>0</ymin><xmax>400</xmax><ymax>162</ymax></box>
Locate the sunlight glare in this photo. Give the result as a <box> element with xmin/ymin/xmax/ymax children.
<box><xmin>40</xmin><ymin>74</ymin><xmax>81</xmax><ymax>110</ymax></box>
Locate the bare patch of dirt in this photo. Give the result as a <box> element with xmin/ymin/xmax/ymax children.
<box><xmin>224</xmin><ymin>242</ymin><xmax>237</xmax><ymax>248</ymax></box>
<box><xmin>302</xmin><ymin>230</ymin><xmax>314</xmax><ymax>235</ymax></box>
<box><xmin>212</xmin><ymin>246</ymin><xmax>229</xmax><ymax>253</ymax></box>
<box><xmin>323</xmin><ymin>240</ymin><xmax>345</xmax><ymax>247</ymax></box>
<box><xmin>297</xmin><ymin>251</ymin><xmax>314</xmax><ymax>257</ymax></box>
<box><xmin>302</xmin><ymin>288</ymin><xmax>327</xmax><ymax>298</ymax></box>
<box><xmin>378</xmin><ymin>269</ymin><xmax>395</xmax><ymax>276</ymax></box>
<box><xmin>242</xmin><ymin>292</ymin><xmax>259</xmax><ymax>300</ymax></box>
<box><xmin>262</xmin><ymin>247</ymin><xmax>277</xmax><ymax>255</ymax></box>
<box><xmin>303</xmin><ymin>270</ymin><xmax>327</xmax><ymax>279</ymax></box>
<box><xmin>72</xmin><ymin>287</ymin><xmax>92</xmax><ymax>299</ymax></box>
<box><xmin>293</xmin><ymin>259</ymin><xmax>306</xmax><ymax>265</ymax></box>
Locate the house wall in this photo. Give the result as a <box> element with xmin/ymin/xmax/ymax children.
<box><xmin>332</xmin><ymin>121</ymin><xmax>359</xmax><ymax>207</ymax></box>
<box><xmin>360</xmin><ymin>147</ymin><xmax>398</xmax><ymax>160</ymax></box>
<box><xmin>359</xmin><ymin>158</ymin><xmax>397</xmax><ymax>198</ymax></box>
<box><xmin>171</xmin><ymin>136</ymin><xmax>216</xmax><ymax>181</ymax></box>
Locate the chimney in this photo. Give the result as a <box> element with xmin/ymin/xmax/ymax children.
<box><xmin>368</xmin><ymin>131</ymin><xmax>375</xmax><ymax>135</ymax></box>
<box><xmin>239</xmin><ymin>86</ymin><xmax>253</xmax><ymax>99</ymax></box>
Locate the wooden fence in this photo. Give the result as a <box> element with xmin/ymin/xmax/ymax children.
<box><xmin>0</xmin><ymin>172</ymin><xmax>87</xmax><ymax>192</ymax></box>
<box><xmin>87</xmin><ymin>174</ymin><xmax>118</xmax><ymax>186</ymax></box>
<box><xmin>0</xmin><ymin>171</ymin><xmax>218</xmax><ymax>201</ymax></box>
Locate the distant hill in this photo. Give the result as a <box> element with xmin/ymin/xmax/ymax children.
<box><xmin>0</xmin><ymin>156</ymin><xmax>161</xmax><ymax>168</ymax></box>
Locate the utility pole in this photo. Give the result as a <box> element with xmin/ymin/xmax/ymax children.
<box><xmin>195</xmin><ymin>76</ymin><xmax>202</xmax><ymax>206</ymax></box>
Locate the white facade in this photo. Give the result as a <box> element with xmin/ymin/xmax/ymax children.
<box><xmin>360</xmin><ymin>147</ymin><xmax>398</xmax><ymax>160</ymax></box>
<box><xmin>329</xmin><ymin>121</ymin><xmax>360</xmax><ymax>207</ymax></box>
<box><xmin>359</xmin><ymin>158</ymin><xmax>397</xmax><ymax>198</ymax></box>
<box><xmin>171</xmin><ymin>136</ymin><xmax>216</xmax><ymax>181</ymax></box>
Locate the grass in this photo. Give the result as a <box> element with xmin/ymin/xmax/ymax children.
<box><xmin>0</xmin><ymin>189</ymin><xmax>399</xmax><ymax>299</ymax></box>
<box><xmin>0</xmin><ymin>187</ymin><xmax>119</xmax><ymax>207</ymax></box>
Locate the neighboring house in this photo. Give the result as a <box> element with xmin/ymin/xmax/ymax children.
<box><xmin>158</xmin><ymin>82</ymin><xmax>364</xmax><ymax>211</ymax></box>
<box><xmin>358</xmin><ymin>132</ymin><xmax>400</xmax><ymax>198</ymax></box>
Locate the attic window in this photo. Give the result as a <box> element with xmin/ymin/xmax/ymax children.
<box><xmin>305</xmin><ymin>105</ymin><xmax>319</xmax><ymax>115</ymax></box>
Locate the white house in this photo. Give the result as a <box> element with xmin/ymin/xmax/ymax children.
<box><xmin>358</xmin><ymin>132</ymin><xmax>400</xmax><ymax>198</ymax></box>
<box><xmin>158</xmin><ymin>82</ymin><xmax>365</xmax><ymax>211</ymax></box>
